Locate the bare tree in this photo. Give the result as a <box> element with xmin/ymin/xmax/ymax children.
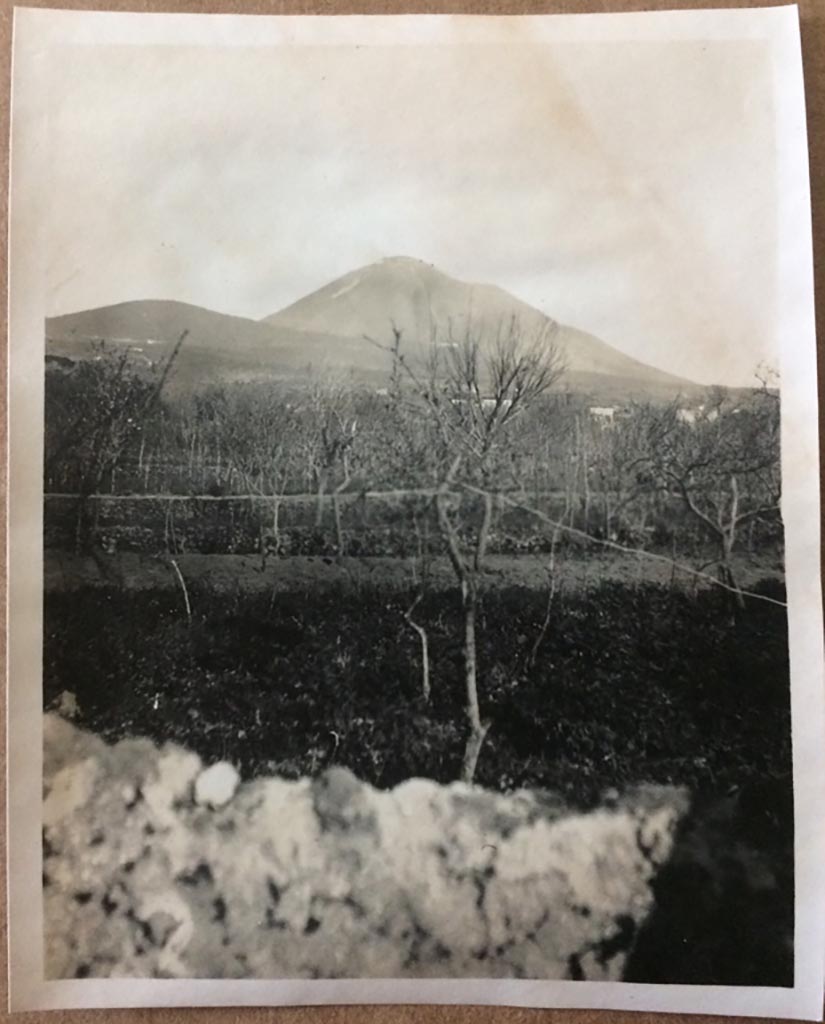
<box><xmin>47</xmin><ymin>333</ymin><xmax>186</xmax><ymax>551</ymax></box>
<box><xmin>638</xmin><ymin>384</ymin><xmax>781</xmax><ymax>608</ymax></box>
<box><xmin>299</xmin><ymin>372</ymin><xmax>360</xmax><ymax>553</ymax></box>
<box><xmin>586</xmin><ymin>402</ymin><xmax>671</xmax><ymax>547</ymax></box>
<box><xmin>207</xmin><ymin>387</ymin><xmax>302</xmax><ymax>563</ymax></box>
<box><xmin>389</xmin><ymin>316</ymin><xmax>566</xmax><ymax>782</ymax></box>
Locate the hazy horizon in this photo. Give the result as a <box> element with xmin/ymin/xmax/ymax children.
<box><xmin>45</xmin><ymin>38</ymin><xmax>778</xmax><ymax>387</ymax></box>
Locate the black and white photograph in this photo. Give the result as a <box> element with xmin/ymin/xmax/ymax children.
<box><xmin>7</xmin><ymin>5</ymin><xmax>825</xmax><ymax>1017</ymax></box>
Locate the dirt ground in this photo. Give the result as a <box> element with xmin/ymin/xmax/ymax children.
<box><xmin>44</xmin><ymin>548</ymin><xmax>783</xmax><ymax>596</ymax></box>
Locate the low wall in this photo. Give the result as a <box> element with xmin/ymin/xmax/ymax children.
<box><xmin>44</xmin><ymin>491</ymin><xmax>714</xmax><ymax>557</ymax></box>
<box><xmin>43</xmin><ymin>713</ymin><xmax>689</xmax><ymax>980</ymax></box>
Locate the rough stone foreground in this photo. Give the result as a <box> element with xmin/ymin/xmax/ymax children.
<box><xmin>44</xmin><ymin>713</ymin><xmax>689</xmax><ymax>980</ymax></box>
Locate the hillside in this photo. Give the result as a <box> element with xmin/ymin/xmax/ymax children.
<box><xmin>47</xmin><ymin>260</ymin><xmax>704</xmax><ymax>401</ymax></box>
<box><xmin>264</xmin><ymin>256</ymin><xmax>700</xmax><ymax>398</ymax></box>
<box><xmin>46</xmin><ymin>300</ymin><xmax>346</xmax><ymax>390</ymax></box>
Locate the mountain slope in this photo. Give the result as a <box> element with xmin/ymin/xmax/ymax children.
<box><xmin>264</xmin><ymin>256</ymin><xmax>698</xmax><ymax>395</ymax></box>
<box><xmin>47</xmin><ymin>260</ymin><xmax>703</xmax><ymax>400</ymax></box>
<box><xmin>46</xmin><ymin>300</ymin><xmax>347</xmax><ymax>389</ymax></box>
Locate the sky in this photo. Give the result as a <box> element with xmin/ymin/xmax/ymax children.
<box><xmin>45</xmin><ymin>36</ymin><xmax>778</xmax><ymax>386</ymax></box>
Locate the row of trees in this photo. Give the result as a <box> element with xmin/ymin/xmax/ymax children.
<box><xmin>45</xmin><ymin>322</ymin><xmax>782</xmax><ymax>780</ymax></box>
<box><xmin>45</xmin><ymin>335</ymin><xmax>782</xmax><ymax>568</ymax></box>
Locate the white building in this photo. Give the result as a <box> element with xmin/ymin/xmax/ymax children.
<box><xmin>589</xmin><ymin>406</ymin><xmax>616</xmax><ymax>424</ymax></box>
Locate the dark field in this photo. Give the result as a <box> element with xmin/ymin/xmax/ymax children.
<box><xmin>44</xmin><ymin>574</ymin><xmax>791</xmax><ymax>799</ymax></box>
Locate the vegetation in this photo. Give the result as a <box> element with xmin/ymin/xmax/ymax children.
<box><xmin>44</xmin><ymin>579</ymin><xmax>790</xmax><ymax>801</ymax></box>
<box><xmin>43</xmin><ymin>329</ymin><xmax>793</xmax><ymax>983</ymax></box>
<box><xmin>44</xmin><ymin>328</ymin><xmax>786</xmax><ymax>785</ymax></box>
<box><xmin>45</xmin><ymin>342</ymin><xmax>782</xmax><ymax>572</ymax></box>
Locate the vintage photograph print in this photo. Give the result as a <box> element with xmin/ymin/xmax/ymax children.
<box><xmin>8</xmin><ymin>5</ymin><xmax>825</xmax><ymax>1017</ymax></box>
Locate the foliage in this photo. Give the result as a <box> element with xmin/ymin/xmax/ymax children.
<box><xmin>44</xmin><ymin>344</ymin><xmax>786</xmax><ymax>786</ymax></box>
<box><xmin>44</xmin><ymin>579</ymin><xmax>791</xmax><ymax>802</ymax></box>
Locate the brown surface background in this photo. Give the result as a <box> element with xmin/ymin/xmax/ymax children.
<box><xmin>0</xmin><ymin>0</ymin><xmax>821</xmax><ymax>1021</ymax></box>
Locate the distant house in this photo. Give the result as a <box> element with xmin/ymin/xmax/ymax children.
<box><xmin>481</xmin><ymin>397</ymin><xmax>513</xmax><ymax>412</ymax></box>
<box><xmin>589</xmin><ymin>406</ymin><xmax>616</xmax><ymax>424</ymax></box>
<box><xmin>677</xmin><ymin>403</ymin><xmax>720</xmax><ymax>427</ymax></box>
<box><xmin>450</xmin><ymin>396</ymin><xmax>514</xmax><ymax>412</ymax></box>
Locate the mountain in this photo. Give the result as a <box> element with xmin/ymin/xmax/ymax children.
<box><xmin>46</xmin><ymin>300</ymin><xmax>348</xmax><ymax>390</ymax></box>
<box><xmin>263</xmin><ymin>256</ymin><xmax>700</xmax><ymax>398</ymax></box>
<box><xmin>47</xmin><ymin>259</ymin><xmax>704</xmax><ymax>401</ymax></box>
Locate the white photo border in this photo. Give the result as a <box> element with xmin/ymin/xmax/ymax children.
<box><xmin>7</xmin><ymin>5</ymin><xmax>824</xmax><ymax>1017</ymax></box>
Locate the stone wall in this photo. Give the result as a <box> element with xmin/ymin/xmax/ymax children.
<box><xmin>43</xmin><ymin>713</ymin><xmax>689</xmax><ymax>980</ymax></box>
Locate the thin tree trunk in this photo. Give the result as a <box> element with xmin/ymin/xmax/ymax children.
<box><xmin>723</xmin><ymin>476</ymin><xmax>745</xmax><ymax>610</ymax></box>
<box><xmin>272</xmin><ymin>497</ymin><xmax>281</xmax><ymax>544</ymax></box>
<box><xmin>332</xmin><ymin>494</ymin><xmax>344</xmax><ymax>555</ymax></box>
<box><xmin>460</xmin><ymin>585</ymin><xmax>490</xmax><ymax>784</ymax></box>
<box><xmin>164</xmin><ymin>499</ymin><xmax>179</xmax><ymax>555</ymax></box>
<box><xmin>92</xmin><ymin>493</ymin><xmax>101</xmax><ymax>537</ymax></box>
<box><xmin>434</xmin><ymin>459</ymin><xmax>491</xmax><ymax>784</ymax></box>
<box><xmin>670</xmin><ymin>534</ymin><xmax>678</xmax><ymax>591</ymax></box>
<box><xmin>527</xmin><ymin>526</ymin><xmax>560</xmax><ymax>670</ymax></box>
<box><xmin>170</xmin><ymin>558</ymin><xmax>192</xmax><ymax>621</ymax></box>
<box><xmin>403</xmin><ymin>594</ymin><xmax>431</xmax><ymax>702</ymax></box>
<box><xmin>565</xmin><ymin>451</ymin><xmax>577</xmax><ymax>529</ymax></box>
<box><xmin>581</xmin><ymin>440</ymin><xmax>591</xmax><ymax>534</ymax></box>
<box><xmin>333</xmin><ymin>455</ymin><xmax>352</xmax><ymax>556</ymax></box>
<box><xmin>315</xmin><ymin>469</ymin><xmax>327</xmax><ymax>528</ymax></box>
<box><xmin>722</xmin><ymin>536</ymin><xmax>745</xmax><ymax>610</ymax></box>
<box><xmin>474</xmin><ymin>490</ymin><xmax>494</xmax><ymax>571</ymax></box>
<box><xmin>261</xmin><ymin>494</ymin><xmax>283</xmax><ymax>571</ymax></box>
